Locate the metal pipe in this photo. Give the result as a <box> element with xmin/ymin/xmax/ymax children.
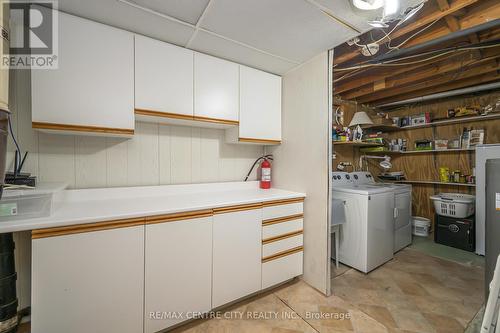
<box><xmin>378</xmin><ymin>82</ymin><xmax>500</xmax><ymax>108</ymax></box>
<box><xmin>371</xmin><ymin>19</ymin><xmax>500</xmax><ymax>63</ymax></box>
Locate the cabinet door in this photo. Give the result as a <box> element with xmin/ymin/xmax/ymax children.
<box><xmin>145</xmin><ymin>217</ymin><xmax>212</xmax><ymax>333</ymax></box>
<box><xmin>194</xmin><ymin>53</ymin><xmax>239</xmax><ymax>122</ymax></box>
<box><xmin>239</xmin><ymin>66</ymin><xmax>282</xmax><ymax>142</ymax></box>
<box><xmin>31</xmin><ymin>9</ymin><xmax>134</xmax><ymax>134</ymax></box>
<box><xmin>212</xmin><ymin>209</ymin><xmax>262</xmax><ymax>308</ymax></box>
<box><xmin>32</xmin><ymin>226</ymin><xmax>144</xmax><ymax>333</ymax></box>
<box><xmin>135</xmin><ymin>35</ymin><xmax>193</xmax><ymax>117</ymax></box>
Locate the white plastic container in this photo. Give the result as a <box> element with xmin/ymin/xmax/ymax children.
<box><xmin>412</xmin><ymin>216</ymin><xmax>431</xmax><ymax>237</ymax></box>
<box><xmin>430</xmin><ymin>193</ymin><xmax>475</xmax><ymax>218</ymax></box>
<box><xmin>0</xmin><ymin>183</ymin><xmax>66</xmax><ymax>221</ymax></box>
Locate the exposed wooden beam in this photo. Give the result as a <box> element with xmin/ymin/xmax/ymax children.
<box><xmin>370</xmin><ymin>70</ymin><xmax>500</xmax><ymax>106</ymax></box>
<box><xmin>435</xmin><ymin>0</ymin><xmax>450</xmax><ymax>11</ymax></box>
<box><xmin>359</xmin><ymin>59</ymin><xmax>500</xmax><ymax>103</ymax></box>
<box><xmin>334</xmin><ymin>0</ymin><xmax>479</xmax><ymax>65</ymax></box>
<box><xmin>342</xmin><ymin>52</ymin><xmax>496</xmax><ymax>100</ymax></box>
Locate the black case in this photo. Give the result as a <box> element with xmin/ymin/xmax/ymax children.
<box><xmin>435</xmin><ymin>214</ymin><xmax>475</xmax><ymax>252</ymax></box>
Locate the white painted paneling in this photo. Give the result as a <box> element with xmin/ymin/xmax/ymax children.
<box><xmin>75</xmin><ymin>136</ymin><xmax>107</xmax><ymax>188</ymax></box>
<box><xmin>268</xmin><ymin>52</ymin><xmax>330</xmax><ymax>295</ymax></box>
<box><xmin>170</xmin><ymin>126</ymin><xmax>193</xmax><ymax>184</ymax></box>
<box><xmin>106</xmin><ymin>137</ymin><xmax>129</xmax><ymax>187</ymax></box>
<box><xmin>9</xmin><ymin>69</ymin><xmax>263</xmax><ymax>190</ymax></box>
<box><xmin>38</xmin><ymin>133</ymin><xmax>76</xmax><ymax>188</ymax></box>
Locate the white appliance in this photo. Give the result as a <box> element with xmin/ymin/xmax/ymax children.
<box><xmin>476</xmin><ymin>144</ymin><xmax>500</xmax><ymax>256</ymax></box>
<box><xmin>351</xmin><ymin>172</ymin><xmax>413</xmax><ymax>252</ymax></box>
<box><xmin>332</xmin><ymin>172</ymin><xmax>395</xmax><ymax>273</ymax></box>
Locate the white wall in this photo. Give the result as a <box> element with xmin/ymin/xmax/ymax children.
<box><xmin>8</xmin><ymin>68</ymin><xmax>264</xmax><ymax>311</ymax></box>
<box><xmin>268</xmin><ymin>52</ymin><xmax>331</xmax><ymax>295</ymax></box>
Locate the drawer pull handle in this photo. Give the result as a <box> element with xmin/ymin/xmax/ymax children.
<box><xmin>262</xmin><ymin>214</ymin><xmax>304</xmax><ymax>226</ymax></box>
<box><xmin>262</xmin><ymin>246</ymin><xmax>303</xmax><ymax>263</ymax></box>
<box><xmin>262</xmin><ymin>230</ymin><xmax>303</xmax><ymax>244</ymax></box>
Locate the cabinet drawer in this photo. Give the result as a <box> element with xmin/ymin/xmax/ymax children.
<box><xmin>262</xmin><ymin>218</ymin><xmax>303</xmax><ymax>239</ymax></box>
<box><xmin>263</xmin><ymin>202</ymin><xmax>303</xmax><ymax>220</ymax></box>
<box><xmin>262</xmin><ymin>251</ymin><xmax>303</xmax><ymax>289</ymax></box>
<box><xmin>263</xmin><ymin>234</ymin><xmax>303</xmax><ymax>258</ymax></box>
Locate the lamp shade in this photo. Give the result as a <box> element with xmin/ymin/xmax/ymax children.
<box><xmin>349</xmin><ymin>111</ymin><xmax>374</xmax><ymax>127</ymax></box>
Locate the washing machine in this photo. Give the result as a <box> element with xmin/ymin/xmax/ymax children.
<box><xmin>332</xmin><ymin>172</ymin><xmax>395</xmax><ymax>273</ymax></box>
<box><xmin>351</xmin><ymin>172</ymin><xmax>413</xmax><ymax>253</ymax></box>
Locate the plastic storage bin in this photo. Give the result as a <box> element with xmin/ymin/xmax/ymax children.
<box><xmin>430</xmin><ymin>193</ymin><xmax>475</xmax><ymax>218</ymax></box>
<box><xmin>0</xmin><ymin>183</ymin><xmax>66</xmax><ymax>221</ymax></box>
<box><xmin>412</xmin><ymin>216</ymin><xmax>431</xmax><ymax>237</ymax></box>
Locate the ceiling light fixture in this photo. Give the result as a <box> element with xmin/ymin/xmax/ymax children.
<box><xmin>352</xmin><ymin>0</ymin><xmax>384</xmax><ymax>11</ymax></box>
<box><xmin>384</xmin><ymin>0</ymin><xmax>400</xmax><ymax>16</ymax></box>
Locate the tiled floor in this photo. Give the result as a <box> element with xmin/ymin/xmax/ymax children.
<box><xmin>173</xmin><ymin>248</ymin><xmax>484</xmax><ymax>333</ymax></box>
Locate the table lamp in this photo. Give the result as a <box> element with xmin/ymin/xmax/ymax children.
<box><xmin>349</xmin><ymin>111</ymin><xmax>373</xmax><ymax>141</ymax></box>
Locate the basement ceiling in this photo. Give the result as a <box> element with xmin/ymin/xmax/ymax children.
<box><xmin>56</xmin><ymin>0</ymin><xmax>373</xmax><ymax>74</ymax></box>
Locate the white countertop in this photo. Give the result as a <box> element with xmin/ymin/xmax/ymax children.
<box><xmin>0</xmin><ymin>181</ymin><xmax>305</xmax><ymax>233</ymax></box>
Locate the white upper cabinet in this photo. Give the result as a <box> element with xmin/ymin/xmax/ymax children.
<box><xmin>31</xmin><ymin>9</ymin><xmax>134</xmax><ymax>136</ymax></box>
<box><xmin>135</xmin><ymin>35</ymin><xmax>194</xmax><ymax>117</ymax></box>
<box><xmin>194</xmin><ymin>53</ymin><xmax>239</xmax><ymax>123</ymax></box>
<box><xmin>226</xmin><ymin>66</ymin><xmax>282</xmax><ymax>145</ymax></box>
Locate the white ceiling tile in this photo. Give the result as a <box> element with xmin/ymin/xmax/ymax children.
<box><xmin>128</xmin><ymin>0</ymin><xmax>211</xmax><ymax>25</ymax></box>
<box><xmin>200</xmin><ymin>0</ymin><xmax>358</xmax><ymax>62</ymax></box>
<box><xmin>312</xmin><ymin>0</ymin><xmax>374</xmax><ymax>33</ymax></box>
<box><xmin>58</xmin><ymin>0</ymin><xmax>195</xmax><ymax>46</ymax></box>
<box><xmin>189</xmin><ymin>30</ymin><xmax>297</xmax><ymax>75</ymax></box>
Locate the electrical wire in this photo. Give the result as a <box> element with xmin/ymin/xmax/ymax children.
<box><xmin>387</xmin><ymin>18</ymin><xmax>440</xmax><ymax>51</ymax></box>
<box><xmin>334</xmin><ymin>43</ymin><xmax>500</xmax><ymax>72</ymax></box>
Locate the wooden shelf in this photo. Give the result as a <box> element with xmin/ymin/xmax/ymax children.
<box><xmin>363</xmin><ymin>124</ymin><xmax>401</xmax><ymax>132</ymax></box>
<box><xmin>398</xmin><ymin>113</ymin><xmax>500</xmax><ymax>130</ymax></box>
<box><xmin>394</xmin><ymin>180</ymin><xmax>476</xmax><ymax>187</ymax></box>
<box><xmin>333</xmin><ymin>141</ymin><xmax>383</xmax><ymax>147</ymax></box>
<box><xmin>365</xmin><ymin>148</ymin><xmax>476</xmax><ymax>154</ymax></box>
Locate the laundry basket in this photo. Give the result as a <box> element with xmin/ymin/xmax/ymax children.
<box><xmin>412</xmin><ymin>217</ymin><xmax>431</xmax><ymax>237</ymax></box>
<box><xmin>430</xmin><ymin>193</ymin><xmax>475</xmax><ymax>218</ymax></box>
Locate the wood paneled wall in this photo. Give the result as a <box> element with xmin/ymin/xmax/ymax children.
<box><xmin>334</xmin><ymin>91</ymin><xmax>500</xmax><ymax>227</ymax></box>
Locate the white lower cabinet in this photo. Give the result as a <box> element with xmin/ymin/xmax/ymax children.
<box><xmin>32</xmin><ymin>226</ymin><xmax>144</xmax><ymax>333</ymax></box>
<box><xmin>212</xmin><ymin>209</ymin><xmax>262</xmax><ymax>308</ymax></box>
<box><xmin>144</xmin><ymin>217</ymin><xmax>213</xmax><ymax>333</ymax></box>
<box><xmin>262</xmin><ymin>251</ymin><xmax>303</xmax><ymax>289</ymax></box>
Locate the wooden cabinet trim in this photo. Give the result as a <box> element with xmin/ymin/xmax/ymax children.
<box><xmin>31</xmin><ymin>217</ymin><xmax>145</xmax><ymax>239</ymax></box>
<box><xmin>32</xmin><ymin>122</ymin><xmax>134</xmax><ymax>135</ymax></box>
<box><xmin>262</xmin><ymin>197</ymin><xmax>304</xmax><ymax>207</ymax></box>
<box><xmin>145</xmin><ymin>209</ymin><xmax>213</xmax><ymax>225</ymax></box>
<box><xmin>238</xmin><ymin>137</ymin><xmax>281</xmax><ymax>145</ymax></box>
<box><xmin>262</xmin><ymin>230</ymin><xmax>303</xmax><ymax>244</ymax></box>
<box><xmin>262</xmin><ymin>246</ymin><xmax>303</xmax><ymax>263</ymax></box>
<box><xmin>262</xmin><ymin>213</ymin><xmax>304</xmax><ymax>226</ymax></box>
<box><xmin>213</xmin><ymin>203</ymin><xmax>263</xmax><ymax>214</ymax></box>
<box><xmin>135</xmin><ymin>109</ymin><xmax>239</xmax><ymax>126</ymax></box>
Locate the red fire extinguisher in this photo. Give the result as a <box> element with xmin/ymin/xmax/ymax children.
<box><xmin>259</xmin><ymin>158</ymin><xmax>272</xmax><ymax>189</ymax></box>
<box><xmin>244</xmin><ymin>155</ymin><xmax>273</xmax><ymax>189</ymax></box>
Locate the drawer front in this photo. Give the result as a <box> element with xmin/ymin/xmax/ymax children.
<box><xmin>262</xmin><ymin>251</ymin><xmax>303</xmax><ymax>289</ymax></box>
<box><xmin>263</xmin><ymin>202</ymin><xmax>303</xmax><ymax>220</ymax></box>
<box><xmin>263</xmin><ymin>234</ymin><xmax>303</xmax><ymax>258</ymax></box>
<box><xmin>262</xmin><ymin>218</ymin><xmax>303</xmax><ymax>239</ymax></box>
